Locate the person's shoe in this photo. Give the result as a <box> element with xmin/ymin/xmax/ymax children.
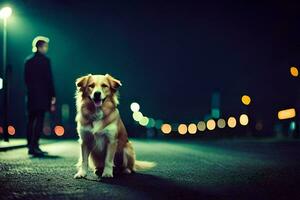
<box><xmin>28</xmin><ymin>148</ymin><xmax>45</xmax><ymax>157</ymax></box>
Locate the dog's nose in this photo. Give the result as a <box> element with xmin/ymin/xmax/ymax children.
<box><xmin>93</xmin><ymin>92</ymin><xmax>101</xmax><ymax>100</ymax></box>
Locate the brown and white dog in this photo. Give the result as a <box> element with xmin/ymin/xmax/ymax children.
<box><xmin>74</xmin><ymin>74</ymin><xmax>155</xmax><ymax>179</ymax></box>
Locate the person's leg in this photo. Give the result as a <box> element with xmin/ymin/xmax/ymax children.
<box><xmin>32</xmin><ymin>110</ymin><xmax>45</xmax><ymax>149</ymax></box>
<box><xmin>26</xmin><ymin>110</ymin><xmax>37</xmax><ymax>150</ymax></box>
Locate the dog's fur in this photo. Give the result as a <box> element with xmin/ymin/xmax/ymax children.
<box><xmin>74</xmin><ymin>74</ymin><xmax>155</xmax><ymax>179</ymax></box>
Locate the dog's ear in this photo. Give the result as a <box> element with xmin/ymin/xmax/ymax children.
<box><xmin>105</xmin><ymin>74</ymin><xmax>122</xmax><ymax>90</ymax></box>
<box><xmin>76</xmin><ymin>74</ymin><xmax>92</xmax><ymax>88</ymax></box>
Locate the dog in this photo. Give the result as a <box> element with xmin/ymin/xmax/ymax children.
<box><xmin>74</xmin><ymin>74</ymin><xmax>156</xmax><ymax>179</ymax></box>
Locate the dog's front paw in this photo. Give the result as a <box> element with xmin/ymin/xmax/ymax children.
<box><xmin>102</xmin><ymin>167</ymin><xmax>113</xmax><ymax>178</ymax></box>
<box><xmin>74</xmin><ymin>170</ymin><xmax>87</xmax><ymax>179</ymax></box>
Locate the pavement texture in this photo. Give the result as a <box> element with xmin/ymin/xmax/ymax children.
<box><xmin>0</xmin><ymin>138</ymin><xmax>300</xmax><ymax>200</ymax></box>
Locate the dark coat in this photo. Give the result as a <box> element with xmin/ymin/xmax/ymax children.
<box><xmin>24</xmin><ymin>52</ymin><xmax>55</xmax><ymax>111</ymax></box>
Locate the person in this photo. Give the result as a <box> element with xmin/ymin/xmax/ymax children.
<box><xmin>24</xmin><ymin>37</ymin><xmax>56</xmax><ymax>156</ymax></box>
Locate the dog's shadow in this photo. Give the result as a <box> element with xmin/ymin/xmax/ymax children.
<box><xmin>86</xmin><ymin>172</ymin><xmax>215</xmax><ymax>199</ymax></box>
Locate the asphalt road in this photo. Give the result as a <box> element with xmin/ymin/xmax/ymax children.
<box><xmin>1</xmin><ymin>138</ymin><xmax>300</xmax><ymax>200</ymax></box>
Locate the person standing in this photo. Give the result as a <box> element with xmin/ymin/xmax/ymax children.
<box><xmin>24</xmin><ymin>37</ymin><xmax>56</xmax><ymax>156</ymax></box>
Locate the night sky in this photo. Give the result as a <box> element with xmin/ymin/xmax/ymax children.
<box><xmin>0</xmin><ymin>0</ymin><xmax>299</xmax><ymax>136</ymax></box>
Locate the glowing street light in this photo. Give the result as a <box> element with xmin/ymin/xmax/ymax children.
<box><xmin>0</xmin><ymin>6</ymin><xmax>12</xmax><ymax>141</ymax></box>
<box><xmin>0</xmin><ymin>7</ymin><xmax>12</xmax><ymax>19</ymax></box>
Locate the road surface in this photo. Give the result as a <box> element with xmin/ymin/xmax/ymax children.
<box><xmin>1</xmin><ymin>138</ymin><xmax>300</xmax><ymax>199</ymax></box>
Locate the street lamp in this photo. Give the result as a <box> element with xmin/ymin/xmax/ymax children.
<box><xmin>0</xmin><ymin>6</ymin><xmax>12</xmax><ymax>142</ymax></box>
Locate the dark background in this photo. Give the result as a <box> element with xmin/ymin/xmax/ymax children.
<box><xmin>0</xmin><ymin>0</ymin><xmax>299</xmax><ymax>137</ymax></box>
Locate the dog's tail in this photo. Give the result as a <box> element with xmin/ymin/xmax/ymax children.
<box><xmin>134</xmin><ymin>160</ymin><xmax>157</xmax><ymax>171</ymax></box>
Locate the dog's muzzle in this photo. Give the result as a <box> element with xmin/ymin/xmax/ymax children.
<box><xmin>93</xmin><ymin>92</ymin><xmax>102</xmax><ymax>107</ymax></box>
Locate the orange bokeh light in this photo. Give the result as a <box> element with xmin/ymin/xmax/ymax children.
<box><xmin>54</xmin><ymin>125</ymin><xmax>64</xmax><ymax>136</ymax></box>
<box><xmin>8</xmin><ymin>125</ymin><xmax>15</xmax><ymax>135</ymax></box>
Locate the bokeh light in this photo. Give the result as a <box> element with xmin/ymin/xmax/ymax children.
<box><xmin>290</xmin><ymin>66</ymin><xmax>299</xmax><ymax>77</ymax></box>
<box><xmin>0</xmin><ymin>126</ymin><xmax>3</xmax><ymax>134</ymax></box>
<box><xmin>146</xmin><ymin>118</ymin><xmax>156</xmax><ymax>128</ymax></box>
<box><xmin>239</xmin><ymin>114</ymin><xmax>249</xmax><ymax>126</ymax></box>
<box><xmin>161</xmin><ymin>123</ymin><xmax>172</xmax><ymax>134</ymax></box>
<box><xmin>8</xmin><ymin>125</ymin><xmax>15</xmax><ymax>135</ymax></box>
<box><xmin>43</xmin><ymin>126</ymin><xmax>51</xmax><ymax>135</ymax></box>
<box><xmin>206</xmin><ymin>119</ymin><xmax>216</xmax><ymax>131</ymax></box>
<box><xmin>155</xmin><ymin>120</ymin><xmax>163</xmax><ymax>129</ymax></box>
<box><xmin>132</xmin><ymin>111</ymin><xmax>143</xmax><ymax>121</ymax></box>
<box><xmin>54</xmin><ymin>125</ymin><xmax>64</xmax><ymax>136</ymax></box>
<box><xmin>139</xmin><ymin>116</ymin><xmax>149</xmax><ymax>126</ymax></box>
<box><xmin>130</xmin><ymin>102</ymin><xmax>140</xmax><ymax>112</ymax></box>
<box><xmin>0</xmin><ymin>7</ymin><xmax>12</xmax><ymax>19</ymax></box>
<box><xmin>227</xmin><ymin>117</ymin><xmax>237</xmax><ymax>128</ymax></box>
<box><xmin>217</xmin><ymin>118</ymin><xmax>226</xmax><ymax>128</ymax></box>
<box><xmin>197</xmin><ymin>121</ymin><xmax>206</xmax><ymax>131</ymax></box>
<box><xmin>188</xmin><ymin>123</ymin><xmax>197</xmax><ymax>134</ymax></box>
<box><xmin>241</xmin><ymin>95</ymin><xmax>251</xmax><ymax>106</ymax></box>
<box><xmin>178</xmin><ymin>124</ymin><xmax>187</xmax><ymax>135</ymax></box>
<box><xmin>278</xmin><ymin>108</ymin><xmax>296</xmax><ymax>120</ymax></box>
<box><xmin>255</xmin><ymin>121</ymin><xmax>263</xmax><ymax>131</ymax></box>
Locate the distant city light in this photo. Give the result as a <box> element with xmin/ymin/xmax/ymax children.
<box><xmin>61</xmin><ymin>104</ymin><xmax>70</xmax><ymax>122</ymax></box>
<box><xmin>161</xmin><ymin>123</ymin><xmax>171</xmax><ymax>134</ymax></box>
<box><xmin>290</xmin><ymin>121</ymin><xmax>296</xmax><ymax>131</ymax></box>
<box><xmin>217</xmin><ymin>118</ymin><xmax>226</xmax><ymax>128</ymax></box>
<box><xmin>54</xmin><ymin>125</ymin><xmax>64</xmax><ymax>136</ymax></box>
<box><xmin>206</xmin><ymin>119</ymin><xmax>216</xmax><ymax>131</ymax></box>
<box><xmin>178</xmin><ymin>124</ymin><xmax>187</xmax><ymax>135</ymax></box>
<box><xmin>227</xmin><ymin>117</ymin><xmax>237</xmax><ymax>128</ymax></box>
<box><xmin>278</xmin><ymin>108</ymin><xmax>296</xmax><ymax>120</ymax></box>
<box><xmin>43</xmin><ymin>126</ymin><xmax>51</xmax><ymax>135</ymax></box>
<box><xmin>139</xmin><ymin>116</ymin><xmax>149</xmax><ymax>126</ymax></box>
<box><xmin>197</xmin><ymin>121</ymin><xmax>206</xmax><ymax>131</ymax></box>
<box><xmin>130</xmin><ymin>102</ymin><xmax>140</xmax><ymax>112</ymax></box>
<box><xmin>0</xmin><ymin>77</ymin><xmax>2</xmax><ymax>90</ymax></box>
<box><xmin>255</xmin><ymin>121</ymin><xmax>263</xmax><ymax>131</ymax></box>
<box><xmin>239</xmin><ymin>114</ymin><xmax>249</xmax><ymax>126</ymax></box>
<box><xmin>290</xmin><ymin>66</ymin><xmax>299</xmax><ymax>77</ymax></box>
<box><xmin>155</xmin><ymin>120</ymin><xmax>163</xmax><ymax>129</ymax></box>
<box><xmin>188</xmin><ymin>123</ymin><xmax>197</xmax><ymax>134</ymax></box>
<box><xmin>132</xmin><ymin>111</ymin><xmax>143</xmax><ymax>121</ymax></box>
<box><xmin>241</xmin><ymin>95</ymin><xmax>251</xmax><ymax>106</ymax></box>
<box><xmin>8</xmin><ymin>125</ymin><xmax>15</xmax><ymax>135</ymax></box>
<box><xmin>146</xmin><ymin>118</ymin><xmax>156</xmax><ymax>128</ymax></box>
<box><xmin>0</xmin><ymin>7</ymin><xmax>12</xmax><ymax>19</ymax></box>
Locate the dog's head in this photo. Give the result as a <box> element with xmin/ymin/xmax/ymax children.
<box><xmin>76</xmin><ymin>74</ymin><xmax>122</xmax><ymax>108</ymax></box>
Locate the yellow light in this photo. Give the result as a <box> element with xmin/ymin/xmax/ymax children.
<box><xmin>239</xmin><ymin>114</ymin><xmax>249</xmax><ymax>126</ymax></box>
<box><xmin>227</xmin><ymin>117</ymin><xmax>237</xmax><ymax>128</ymax></box>
<box><xmin>278</xmin><ymin>108</ymin><xmax>296</xmax><ymax>120</ymax></box>
<box><xmin>161</xmin><ymin>124</ymin><xmax>172</xmax><ymax>134</ymax></box>
<box><xmin>139</xmin><ymin>116</ymin><xmax>149</xmax><ymax>126</ymax></box>
<box><xmin>130</xmin><ymin>102</ymin><xmax>140</xmax><ymax>112</ymax></box>
<box><xmin>206</xmin><ymin>119</ymin><xmax>216</xmax><ymax>131</ymax></box>
<box><xmin>241</xmin><ymin>95</ymin><xmax>251</xmax><ymax>106</ymax></box>
<box><xmin>290</xmin><ymin>66</ymin><xmax>299</xmax><ymax>77</ymax></box>
<box><xmin>8</xmin><ymin>125</ymin><xmax>15</xmax><ymax>135</ymax></box>
<box><xmin>54</xmin><ymin>125</ymin><xmax>64</xmax><ymax>136</ymax></box>
<box><xmin>0</xmin><ymin>7</ymin><xmax>12</xmax><ymax>19</ymax></box>
<box><xmin>188</xmin><ymin>123</ymin><xmax>197</xmax><ymax>134</ymax></box>
<box><xmin>217</xmin><ymin>118</ymin><xmax>226</xmax><ymax>128</ymax></box>
<box><xmin>178</xmin><ymin>124</ymin><xmax>187</xmax><ymax>135</ymax></box>
<box><xmin>197</xmin><ymin>121</ymin><xmax>206</xmax><ymax>131</ymax></box>
<box><xmin>132</xmin><ymin>111</ymin><xmax>143</xmax><ymax>121</ymax></box>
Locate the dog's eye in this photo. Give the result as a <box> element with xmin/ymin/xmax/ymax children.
<box><xmin>101</xmin><ymin>84</ymin><xmax>108</xmax><ymax>88</ymax></box>
<box><xmin>88</xmin><ymin>84</ymin><xmax>95</xmax><ymax>88</ymax></box>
